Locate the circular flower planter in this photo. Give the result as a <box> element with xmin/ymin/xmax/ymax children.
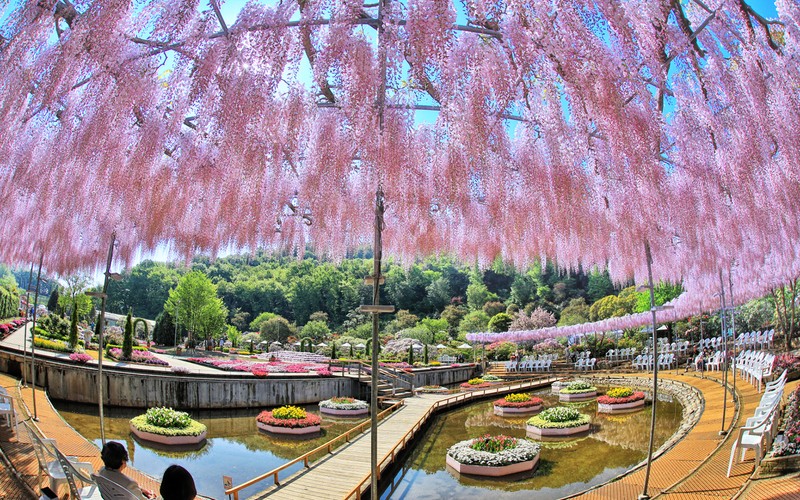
<box><xmin>256</xmin><ymin>406</ymin><xmax>322</xmax><ymax>436</ymax></box>
<box><xmin>559</xmin><ymin>390</ymin><xmax>597</xmax><ymax>401</ymax></box>
<box><xmin>319</xmin><ymin>397</ymin><xmax>369</xmax><ymax>417</ymax></box>
<box><xmin>416</xmin><ymin>386</ymin><xmax>449</xmax><ymax>394</ymax></box>
<box><xmin>130</xmin><ymin>425</ymin><xmax>207</xmax><ymax>445</ymax></box>
<box><xmin>129</xmin><ymin>408</ymin><xmax>207</xmax><ymax>446</ymax></box>
<box><xmin>526</xmin><ymin>407</ymin><xmax>592</xmax><ymax>439</ymax></box>
<box><xmin>597</xmin><ymin>388</ymin><xmax>646</xmax><ymax>414</ymax></box>
<box><xmin>256</xmin><ymin>421</ymin><xmax>321</xmax><ymax>435</ymax></box>
<box><xmin>559</xmin><ymin>382</ymin><xmax>598</xmax><ymax>402</ymax></box>
<box><xmin>493</xmin><ymin>394</ymin><xmax>544</xmax><ymax>416</ymax></box>
<box><xmin>446</xmin><ymin>435</ymin><xmax>540</xmax><ymax>477</ymax></box>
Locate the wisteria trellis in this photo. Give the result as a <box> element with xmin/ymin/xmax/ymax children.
<box><xmin>1</xmin><ymin>0</ymin><xmax>799</xmax><ymax>338</ymax></box>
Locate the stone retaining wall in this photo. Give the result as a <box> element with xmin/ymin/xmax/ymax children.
<box><xmin>0</xmin><ymin>349</ymin><xmax>478</xmax><ymax>409</ymax></box>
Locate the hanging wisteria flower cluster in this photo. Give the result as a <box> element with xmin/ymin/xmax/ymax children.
<box><xmin>1</xmin><ymin>1</ymin><xmax>799</xmax><ymax>332</ymax></box>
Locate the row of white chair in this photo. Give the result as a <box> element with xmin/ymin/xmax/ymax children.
<box><xmin>734</xmin><ymin>350</ymin><xmax>776</xmax><ymax>392</ymax></box>
<box><xmin>605</xmin><ymin>348</ymin><xmax>637</xmax><ymax>361</ymax></box>
<box><xmin>735</xmin><ymin>330</ymin><xmax>775</xmax><ymax>350</ymax></box>
<box><xmin>698</xmin><ymin>337</ymin><xmax>724</xmax><ymax>350</ymax></box>
<box><xmin>505</xmin><ymin>359</ymin><xmax>553</xmax><ymax>372</ymax></box>
<box><xmin>727</xmin><ymin>370</ymin><xmax>787</xmax><ymax>477</ymax></box>
<box><xmin>574</xmin><ymin>357</ymin><xmax>596</xmax><ymax>370</ymax></box>
<box><xmin>632</xmin><ymin>353</ymin><xmax>676</xmax><ymax>370</ymax></box>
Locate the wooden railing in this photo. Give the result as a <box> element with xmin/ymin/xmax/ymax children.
<box><xmin>224</xmin><ymin>400</ymin><xmax>405</xmax><ymax>500</ymax></box>
<box><xmin>343</xmin><ymin>375</ymin><xmax>560</xmax><ymax>499</ymax></box>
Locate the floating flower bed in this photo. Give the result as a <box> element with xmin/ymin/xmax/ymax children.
<box><xmin>185</xmin><ymin>357</ymin><xmax>331</xmax><ymax>376</ymax></box>
<box><xmin>493</xmin><ymin>393</ymin><xmax>544</xmax><ymax>416</ymax></box>
<box><xmin>446</xmin><ymin>434</ymin><xmax>540</xmax><ymax>477</ymax></box>
<box><xmin>460</xmin><ymin>378</ymin><xmax>493</xmax><ymax>390</ymax></box>
<box><xmin>763</xmin><ymin>385</ymin><xmax>800</xmax><ymax>475</ymax></box>
<box><xmin>559</xmin><ymin>381</ymin><xmax>597</xmax><ymax>401</ymax></box>
<box><xmin>130</xmin><ymin>407</ymin><xmax>207</xmax><ymax>445</ymax></box>
<box><xmin>256</xmin><ymin>405</ymin><xmax>322</xmax><ymax>435</ymax></box>
<box><xmin>526</xmin><ymin>406</ymin><xmax>591</xmax><ymax>438</ymax></box>
<box><xmin>319</xmin><ymin>397</ymin><xmax>369</xmax><ymax>416</ymax></box>
<box><xmin>416</xmin><ymin>385</ymin><xmax>450</xmax><ymax>394</ymax></box>
<box><xmin>597</xmin><ymin>387</ymin><xmax>646</xmax><ymax>413</ymax></box>
<box><xmin>482</xmin><ymin>374</ymin><xmax>504</xmax><ymax>383</ymax></box>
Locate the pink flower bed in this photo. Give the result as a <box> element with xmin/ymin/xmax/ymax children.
<box><xmin>256</xmin><ymin>410</ymin><xmax>322</xmax><ymax>428</ymax></box>
<box><xmin>186</xmin><ymin>357</ymin><xmax>331</xmax><ymax>376</ymax></box>
<box><xmin>69</xmin><ymin>353</ymin><xmax>92</xmax><ymax>363</ymax></box>
<box><xmin>493</xmin><ymin>397</ymin><xmax>544</xmax><ymax>408</ymax></box>
<box><xmin>597</xmin><ymin>392</ymin><xmax>646</xmax><ymax>405</ymax></box>
<box><xmin>460</xmin><ymin>382</ymin><xmax>493</xmax><ymax>389</ymax></box>
<box><xmin>108</xmin><ymin>348</ymin><xmax>169</xmax><ymax>366</ymax></box>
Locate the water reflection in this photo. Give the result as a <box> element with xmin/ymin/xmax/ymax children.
<box><xmin>384</xmin><ymin>388</ymin><xmax>682</xmax><ymax>499</ymax></box>
<box><xmin>53</xmin><ymin>401</ymin><xmax>366</xmax><ymax>499</ymax></box>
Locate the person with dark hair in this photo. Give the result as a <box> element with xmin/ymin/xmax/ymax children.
<box><xmin>159</xmin><ymin>465</ymin><xmax>197</xmax><ymax>500</ymax></box>
<box><xmin>98</xmin><ymin>441</ymin><xmax>156</xmax><ymax>499</ymax></box>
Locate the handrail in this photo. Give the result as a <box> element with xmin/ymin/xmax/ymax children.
<box><xmin>224</xmin><ymin>400</ymin><xmax>404</xmax><ymax>500</ymax></box>
<box><xmin>343</xmin><ymin>375</ymin><xmax>559</xmax><ymax>499</ymax></box>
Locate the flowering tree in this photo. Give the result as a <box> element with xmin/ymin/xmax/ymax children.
<box><xmin>0</xmin><ymin>1</ymin><xmax>798</xmax><ymax>340</ymax></box>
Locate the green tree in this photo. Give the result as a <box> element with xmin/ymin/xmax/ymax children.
<box><xmin>635</xmin><ymin>282</ymin><xmax>683</xmax><ymax>313</ymax></box>
<box><xmin>300</xmin><ymin>320</ymin><xmax>330</xmax><ymax>340</ymax></box>
<box><xmin>441</xmin><ymin>304</ymin><xmax>468</xmax><ymax>336</ymax></box>
<box><xmin>488</xmin><ymin>312</ymin><xmax>513</xmax><ymax>332</ymax></box>
<box><xmin>58</xmin><ymin>274</ymin><xmax>93</xmax><ymax>318</ymax></box>
<box><xmin>587</xmin><ymin>271</ymin><xmax>614</xmax><ymax>303</ymax></box>
<box><xmin>229</xmin><ymin>309</ymin><xmax>251</xmax><ymax>333</ymax></box>
<box><xmin>68</xmin><ymin>305</ymin><xmax>79</xmax><ymax>349</ymax></box>
<box><xmin>227</xmin><ymin>325</ymin><xmax>242</xmax><ymax>348</ymax></box>
<box><xmin>558</xmin><ymin>298</ymin><xmax>590</xmax><ymax>326</ymax></box>
<box><xmin>47</xmin><ymin>288</ymin><xmax>60</xmax><ymax>315</ymax></box>
<box><xmin>153</xmin><ymin>309</ymin><xmax>176</xmax><ymax>346</ymax></box>
<box><xmin>260</xmin><ymin>316</ymin><xmax>295</xmax><ymax>343</ymax></box>
<box><xmin>482</xmin><ymin>301</ymin><xmax>506</xmax><ymax>316</ymax></box>
<box><xmin>459</xmin><ymin>310</ymin><xmax>490</xmax><ymax>333</ymax></box>
<box><xmin>466</xmin><ymin>281</ymin><xmax>497</xmax><ymax>310</ymax></box>
<box><xmin>123</xmin><ymin>311</ymin><xmax>134</xmax><ymax>359</ymax></box>
<box><xmin>250</xmin><ymin>312</ymin><xmax>277</xmax><ymax>332</ymax></box>
<box><xmin>165</xmin><ymin>271</ymin><xmax>228</xmax><ymax>347</ymax></box>
<box><xmin>385</xmin><ymin>310</ymin><xmax>419</xmax><ymax>335</ymax></box>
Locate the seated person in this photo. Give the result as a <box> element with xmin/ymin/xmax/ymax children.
<box><xmin>159</xmin><ymin>464</ymin><xmax>197</xmax><ymax>500</ymax></box>
<box><xmin>694</xmin><ymin>352</ymin><xmax>705</xmax><ymax>372</ymax></box>
<box><xmin>98</xmin><ymin>441</ymin><xmax>156</xmax><ymax>499</ymax></box>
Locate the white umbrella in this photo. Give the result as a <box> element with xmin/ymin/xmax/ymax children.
<box><xmin>435</xmin><ymin>344</ymin><xmax>447</xmax><ymax>349</ymax></box>
<box><xmin>355</xmin><ymin>343</ymin><xmax>366</xmax><ymax>349</ymax></box>
<box><xmin>271</xmin><ymin>341</ymin><xmax>282</xmax><ymax>346</ymax></box>
<box><xmin>317</xmin><ymin>342</ymin><xmax>328</xmax><ymax>347</ymax></box>
<box><xmin>293</xmin><ymin>341</ymin><xmax>301</xmax><ymax>346</ymax></box>
<box><xmin>341</xmin><ymin>342</ymin><xmax>351</xmax><ymax>347</ymax></box>
<box><xmin>458</xmin><ymin>343</ymin><xmax>471</xmax><ymax>349</ymax></box>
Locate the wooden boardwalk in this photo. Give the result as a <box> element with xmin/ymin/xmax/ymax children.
<box><xmin>0</xmin><ymin>373</ymin><xmax>161</xmax><ymax>499</ymax></box>
<box><xmin>248</xmin><ymin>377</ymin><xmax>559</xmax><ymax>499</ymax></box>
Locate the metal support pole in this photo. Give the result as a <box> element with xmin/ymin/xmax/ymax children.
<box><xmin>639</xmin><ymin>241</ymin><xmax>659</xmax><ymax>500</ymax></box>
<box><xmin>97</xmin><ymin>233</ymin><xmax>117</xmax><ymax>445</ymax></box>
<box><xmin>370</xmin><ymin>188</ymin><xmax>384</xmax><ymax>500</ymax></box>
<box><xmin>719</xmin><ymin>270</ymin><xmax>729</xmax><ymax>435</ymax></box>
<box><xmin>728</xmin><ymin>272</ymin><xmax>737</xmax><ymax>403</ymax></box>
<box><xmin>22</xmin><ymin>262</ymin><xmax>33</xmax><ymax>387</ymax></box>
<box><xmin>30</xmin><ymin>253</ymin><xmax>44</xmax><ymax>421</ymax></box>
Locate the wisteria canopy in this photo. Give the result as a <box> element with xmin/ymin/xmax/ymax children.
<box><xmin>1</xmin><ymin>0</ymin><xmax>799</xmax><ymax>341</ymax></box>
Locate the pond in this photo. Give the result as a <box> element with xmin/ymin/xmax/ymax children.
<box><xmin>382</xmin><ymin>388</ymin><xmax>683</xmax><ymax>499</ymax></box>
<box><xmin>52</xmin><ymin>401</ymin><xmax>366</xmax><ymax>500</ymax></box>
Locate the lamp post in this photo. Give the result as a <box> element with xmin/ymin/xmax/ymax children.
<box><xmin>86</xmin><ymin>233</ymin><xmax>122</xmax><ymax>445</ymax></box>
<box><xmin>718</xmin><ymin>270</ymin><xmax>729</xmax><ymax>435</ymax></box>
<box><xmin>174</xmin><ymin>300</ymin><xmax>180</xmax><ymax>352</ymax></box>
<box><xmin>728</xmin><ymin>273</ymin><xmax>737</xmax><ymax>404</ymax></box>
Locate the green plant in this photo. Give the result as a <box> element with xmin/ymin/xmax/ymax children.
<box><xmin>467</xmin><ymin>378</ymin><xmax>485</xmax><ymax>385</ymax></box>
<box><xmin>144</xmin><ymin>407</ymin><xmax>192</xmax><ymax>428</ymax></box>
<box><xmin>122</xmin><ymin>311</ymin><xmax>134</xmax><ymax>360</ymax></box>
<box><xmin>407</xmin><ymin>345</ymin><xmax>414</xmax><ymax>365</ymax></box>
<box><xmin>470</xmin><ymin>435</ymin><xmax>518</xmax><ymax>453</ymax></box>
<box><xmin>130</xmin><ymin>414</ymin><xmax>206</xmax><ymax>437</ymax></box>
<box><xmin>527</xmin><ymin>407</ymin><xmax>591</xmax><ymax>429</ymax></box>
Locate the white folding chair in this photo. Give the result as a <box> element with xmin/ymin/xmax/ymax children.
<box><xmin>91</xmin><ymin>474</ymin><xmax>139</xmax><ymax>500</ymax></box>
